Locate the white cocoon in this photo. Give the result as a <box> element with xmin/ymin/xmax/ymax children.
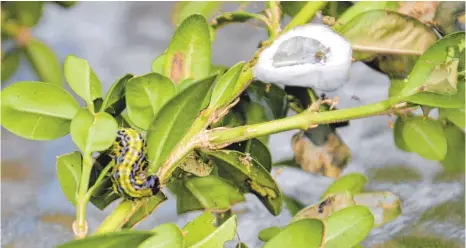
<box><xmin>253</xmin><ymin>24</ymin><xmax>352</xmax><ymax>92</ymax></box>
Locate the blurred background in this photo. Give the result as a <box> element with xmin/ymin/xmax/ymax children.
<box><xmin>1</xmin><ymin>2</ymin><xmax>464</xmax><ymax>247</ymax></box>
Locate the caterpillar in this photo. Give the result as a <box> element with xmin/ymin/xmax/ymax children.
<box><xmin>109</xmin><ymin>128</ymin><xmax>160</xmax><ymax>200</ymax></box>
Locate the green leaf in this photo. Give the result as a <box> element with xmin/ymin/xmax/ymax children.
<box><xmin>7</xmin><ymin>1</ymin><xmax>44</xmax><ymax>27</ymax></box>
<box><xmin>399</xmin><ymin>32</ymin><xmax>465</xmax><ymax>97</ymax></box>
<box><xmin>204</xmin><ymin>150</ymin><xmax>283</xmax><ymax>216</ymax></box>
<box><xmin>57</xmin><ymin>231</ymin><xmax>153</xmax><ymax>248</ymax></box>
<box><xmin>335</xmin><ymin>10</ymin><xmax>437</xmax><ymax>78</ymax></box>
<box><xmin>334</xmin><ymin>1</ymin><xmax>399</xmax><ymax>28</ymax></box>
<box><xmin>209</xmin><ymin>61</ymin><xmax>245</xmax><ymax>110</ymax></box>
<box><xmin>70</xmin><ymin>109</ymin><xmax>118</xmax><ymax>154</ymax></box>
<box><xmin>393</xmin><ymin>116</ymin><xmax>411</xmax><ymax>152</ymax></box>
<box><xmin>258</xmin><ymin>226</ymin><xmax>281</xmax><ymax>242</ymax></box>
<box><xmin>402</xmin><ymin>117</ymin><xmax>447</xmax><ymax>161</ymax></box>
<box><xmin>122</xmin><ymin>192</ymin><xmax>168</xmax><ymax>229</ymax></box>
<box><xmin>138</xmin><ymin>223</ymin><xmax>184</xmax><ymax>248</ymax></box>
<box><xmin>100</xmin><ymin>74</ymin><xmax>133</xmax><ymax>116</ymax></box>
<box><xmin>185</xmin><ymin>175</ymin><xmax>246</xmax><ymax>213</ymax></box>
<box><xmin>171</xmin><ymin>1</ymin><xmax>222</xmax><ymax>26</ymax></box>
<box><xmin>189</xmin><ymin>215</ymin><xmax>238</xmax><ymax>248</ymax></box>
<box><xmin>353</xmin><ymin>191</ymin><xmax>402</xmax><ymax>227</ymax></box>
<box><xmin>293</xmin><ymin>191</ymin><xmax>356</xmax><ymax>222</ymax></box>
<box><xmin>264</xmin><ymin>219</ymin><xmax>324</xmax><ymax>248</ymax></box>
<box><xmin>322</xmin><ymin>173</ymin><xmax>368</xmax><ymax>199</ymax></box>
<box><xmin>245</xmin><ymin>138</ymin><xmax>272</xmax><ymax>172</ymax></box>
<box><xmin>283</xmin><ymin>195</ymin><xmax>305</xmax><ymax>216</ymax></box>
<box><xmin>54</xmin><ymin>1</ymin><xmax>77</xmax><ymax>8</ymax></box>
<box><xmin>146</xmin><ymin>74</ymin><xmax>216</xmax><ymax>173</ymax></box>
<box><xmin>167</xmin><ymin>179</ymin><xmax>204</xmax><ymax>215</ymax></box>
<box><xmin>24</xmin><ymin>39</ymin><xmax>62</xmax><ymax>86</ymax></box>
<box><xmin>280</xmin><ymin>2</ymin><xmax>307</xmax><ymax>17</ymax></box>
<box><xmin>390</xmin><ymin>79</ymin><xmax>465</xmax><ymax>108</ymax></box>
<box><xmin>64</xmin><ymin>55</ymin><xmax>102</xmax><ymax>105</ymax></box>
<box><xmin>56</xmin><ymin>151</ymin><xmax>82</xmax><ymax>205</ymax></box>
<box><xmin>126</xmin><ymin>73</ymin><xmax>176</xmax><ymax>130</ymax></box>
<box><xmin>439</xmin><ymin>108</ymin><xmax>465</xmax><ymax>128</ymax></box>
<box><xmin>247</xmin><ymin>81</ymin><xmax>288</xmax><ymax>121</ymax></box>
<box><xmin>151</xmin><ymin>53</ymin><xmax>166</xmax><ymax>74</ymax></box>
<box><xmin>1</xmin><ymin>48</ymin><xmax>20</xmax><ymax>82</ymax></box>
<box><xmin>1</xmin><ymin>82</ymin><xmax>80</xmax><ymax>140</ymax></box>
<box><xmin>441</xmin><ymin>124</ymin><xmax>465</xmax><ymax>173</ymax></box>
<box><xmin>324</xmin><ymin>206</ymin><xmax>374</xmax><ymax>248</ymax></box>
<box><xmin>183</xmin><ymin>211</ymin><xmax>217</xmax><ymax>247</ymax></box>
<box><xmin>164</xmin><ymin>14</ymin><xmax>211</xmax><ymax>84</ymax></box>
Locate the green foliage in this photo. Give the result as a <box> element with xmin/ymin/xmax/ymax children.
<box><xmin>125</xmin><ymin>73</ymin><xmax>175</xmax><ymax>130</ymax></box>
<box><xmin>264</xmin><ymin>219</ymin><xmax>324</xmax><ymax>248</ymax></box>
<box><xmin>164</xmin><ymin>14</ymin><xmax>212</xmax><ymax>84</ymax></box>
<box><xmin>56</xmin><ymin>151</ymin><xmax>82</xmax><ymax>205</ymax></box>
<box><xmin>322</xmin><ymin>173</ymin><xmax>368</xmax><ymax>199</ymax></box>
<box><xmin>1</xmin><ymin>82</ymin><xmax>80</xmax><ymax>139</ymax></box>
<box><xmin>4</xmin><ymin>2</ymin><xmax>465</xmax><ymax>246</ymax></box>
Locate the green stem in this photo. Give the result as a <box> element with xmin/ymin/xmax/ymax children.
<box><xmin>207</xmin><ymin>97</ymin><xmax>405</xmax><ymax>147</ymax></box>
<box><xmin>75</xmin><ymin>154</ymin><xmax>93</xmax><ymax>238</ymax></box>
<box><xmin>212</xmin><ymin>11</ymin><xmax>273</xmax><ymax>35</ymax></box>
<box><xmin>283</xmin><ymin>1</ymin><xmax>327</xmax><ymax>32</ymax></box>
<box><xmin>95</xmin><ymin>200</ymin><xmax>142</xmax><ymax>234</ymax></box>
<box><xmin>265</xmin><ymin>1</ymin><xmax>281</xmax><ymax>39</ymax></box>
<box><xmin>84</xmin><ymin>162</ymin><xmax>113</xmax><ymax>201</ymax></box>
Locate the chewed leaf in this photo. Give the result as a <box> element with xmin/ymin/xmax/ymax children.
<box><xmin>203</xmin><ymin>149</ymin><xmax>283</xmax><ymax>216</ymax></box>
<box><xmin>185</xmin><ymin>175</ymin><xmax>246</xmax><ymax>213</ymax></box>
<box><xmin>293</xmin><ymin>191</ymin><xmax>355</xmax><ymax>222</ymax></box>
<box><xmin>353</xmin><ymin>191</ymin><xmax>402</xmax><ymax>227</ymax></box>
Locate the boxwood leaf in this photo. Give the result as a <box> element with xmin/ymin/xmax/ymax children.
<box><xmin>324</xmin><ymin>206</ymin><xmax>374</xmax><ymax>248</ymax></box>
<box><xmin>151</xmin><ymin>52</ymin><xmax>166</xmax><ymax>74</ymax></box>
<box><xmin>122</xmin><ymin>192</ymin><xmax>168</xmax><ymax>229</ymax></box>
<box><xmin>167</xmin><ymin>179</ymin><xmax>205</xmax><ymax>215</ymax></box>
<box><xmin>209</xmin><ymin>61</ymin><xmax>245</xmax><ymax>110</ymax></box>
<box><xmin>258</xmin><ymin>226</ymin><xmax>281</xmax><ymax>242</ymax></box>
<box><xmin>56</xmin><ymin>151</ymin><xmax>82</xmax><ymax>205</ymax></box>
<box><xmin>183</xmin><ymin>211</ymin><xmax>217</xmax><ymax>247</ymax></box>
<box><xmin>57</xmin><ymin>231</ymin><xmax>154</xmax><ymax>248</ymax></box>
<box><xmin>441</xmin><ymin>124</ymin><xmax>465</xmax><ymax>173</ymax></box>
<box><xmin>64</xmin><ymin>55</ymin><xmax>102</xmax><ymax>105</ymax></box>
<box><xmin>1</xmin><ymin>82</ymin><xmax>79</xmax><ymax>140</ymax></box>
<box><xmin>353</xmin><ymin>191</ymin><xmax>402</xmax><ymax>227</ymax></box>
<box><xmin>393</xmin><ymin>116</ymin><xmax>411</xmax><ymax>152</ymax></box>
<box><xmin>402</xmin><ymin>117</ymin><xmax>447</xmax><ymax>161</ymax></box>
<box><xmin>439</xmin><ymin>108</ymin><xmax>465</xmax><ymax>128</ymax></box>
<box><xmin>264</xmin><ymin>219</ymin><xmax>324</xmax><ymax>248</ymax></box>
<box><xmin>146</xmin><ymin>74</ymin><xmax>216</xmax><ymax>173</ymax></box>
<box><xmin>399</xmin><ymin>32</ymin><xmax>465</xmax><ymax>97</ymax></box>
<box><xmin>334</xmin><ymin>1</ymin><xmax>399</xmax><ymax>28</ymax></box>
<box><xmin>6</xmin><ymin>1</ymin><xmax>44</xmax><ymax>27</ymax></box>
<box><xmin>189</xmin><ymin>215</ymin><xmax>237</xmax><ymax>248</ymax></box>
<box><xmin>126</xmin><ymin>73</ymin><xmax>176</xmax><ymax>130</ymax></box>
<box><xmin>100</xmin><ymin>73</ymin><xmax>133</xmax><ymax>116</ymax></box>
<box><xmin>25</xmin><ymin>39</ymin><xmax>63</xmax><ymax>86</ymax></box>
<box><xmin>1</xmin><ymin>48</ymin><xmax>20</xmax><ymax>82</ymax></box>
<box><xmin>390</xmin><ymin>78</ymin><xmax>465</xmax><ymax>108</ymax></box>
<box><xmin>164</xmin><ymin>14</ymin><xmax>211</xmax><ymax>84</ymax></box>
<box><xmin>322</xmin><ymin>173</ymin><xmax>368</xmax><ymax>199</ymax></box>
<box><xmin>335</xmin><ymin>10</ymin><xmax>437</xmax><ymax>78</ymax></box>
<box><xmin>203</xmin><ymin>149</ymin><xmax>283</xmax><ymax>216</ymax></box>
<box><xmin>70</xmin><ymin>108</ymin><xmax>117</xmax><ymax>154</ymax></box>
<box><xmin>185</xmin><ymin>175</ymin><xmax>246</xmax><ymax>213</ymax></box>
<box><xmin>138</xmin><ymin>223</ymin><xmax>184</xmax><ymax>248</ymax></box>
<box><xmin>171</xmin><ymin>2</ymin><xmax>222</xmax><ymax>26</ymax></box>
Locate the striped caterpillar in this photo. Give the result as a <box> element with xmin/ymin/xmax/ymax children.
<box><xmin>109</xmin><ymin>128</ymin><xmax>160</xmax><ymax>200</ymax></box>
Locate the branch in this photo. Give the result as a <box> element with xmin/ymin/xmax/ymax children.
<box><xmin>283</xmin><ymin>1</ymin><xmax>327</xmax><ymax>32</ymax></box>
<box><xmin>352</xmin><ymin>45</ymin><xmax>424</xmax><ymax>56</ymax></box>
<box><xmin>205</xmin><ymin>97</ymin><xmax>407</xmax><ymax>147</ymax></box>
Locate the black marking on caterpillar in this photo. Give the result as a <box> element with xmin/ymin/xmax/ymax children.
<box><xmin>110</xmin><ymin>128</ymin><xmax>160</xmax><ymax>200</ymax></box>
